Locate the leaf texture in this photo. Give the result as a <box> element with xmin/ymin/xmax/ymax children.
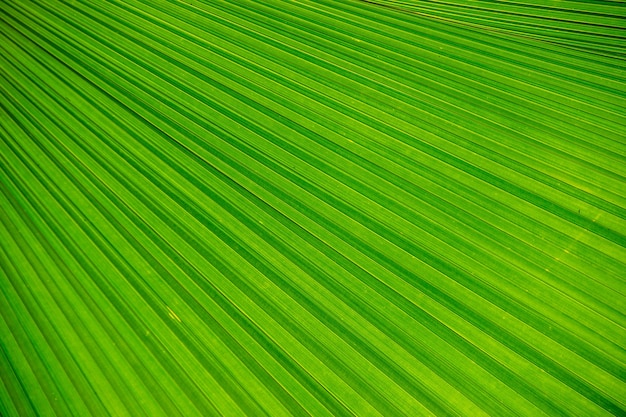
<box><xmin>0</xmin><ymin>0</ymin><xmax>625</xmax><ymax>416</ymax></box>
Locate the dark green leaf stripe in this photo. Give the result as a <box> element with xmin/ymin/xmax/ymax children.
<box><xmin>1</xmin><ymin>0</ymin><xmax>625</xmax><ymax>416</ymax></box>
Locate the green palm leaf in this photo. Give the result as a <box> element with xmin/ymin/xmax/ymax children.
<box><xmin>1</xmin><ymin>0</ymin><xmax>625</xmax><ymax>415</ymax></box>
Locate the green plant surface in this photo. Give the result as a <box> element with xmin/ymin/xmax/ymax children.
<box><xmin>1</xmin><ymin>0</ymin><xmax>625</xmax><ymax>416</ymax></box>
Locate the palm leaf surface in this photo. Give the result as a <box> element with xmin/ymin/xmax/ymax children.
<box><xmin>1</xmin><ymin>0</ymin><xmax>625</xmax><ymax>416</ymax></box>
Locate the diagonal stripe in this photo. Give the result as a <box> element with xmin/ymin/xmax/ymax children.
<box><xmin>1</xmin><ymin>0</ymin><xmax>625</xmax><ymax>416</ymax></box>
